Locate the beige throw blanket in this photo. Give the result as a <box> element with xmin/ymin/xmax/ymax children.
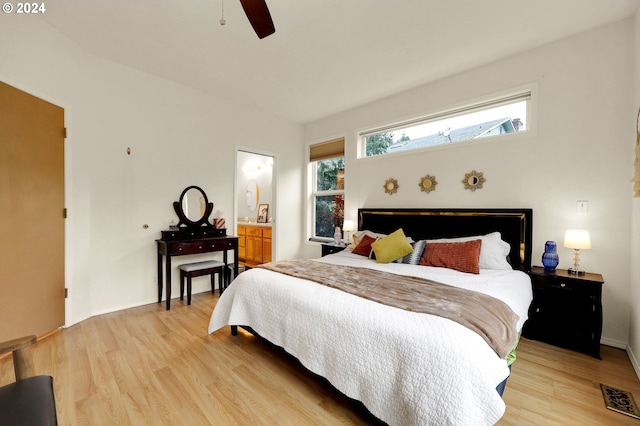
<box><xmin>258</xmin><ymin>259</ymin><xmax>518</xmax><ymax>358</ymax></box>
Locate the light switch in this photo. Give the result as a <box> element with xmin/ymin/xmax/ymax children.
<box><xmin>576</xmin><ymin>200</ymin><xmax>588</xmax><ymax>215</ymax></box>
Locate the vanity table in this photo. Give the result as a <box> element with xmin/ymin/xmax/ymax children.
<box><xmin>156</xmin><ymin>186</ymin><xmax>239</xmax><ymax>310</ymax></box>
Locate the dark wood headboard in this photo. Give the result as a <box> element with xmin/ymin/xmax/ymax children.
<box><xmin>358</xmin><ymin>208</ymin><xmax>533</xmax><ymax>271</ymax></box>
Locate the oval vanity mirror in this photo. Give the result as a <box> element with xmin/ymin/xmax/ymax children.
<box><xmin>182</xmin><ymin>187</ymin><xmax>206</xmax><ymax>222</ymax></box>
<box><xmin>173</xmin><ymin>185</ymin><xmax>214</xmax><ymax>228</ymax></box>
<box><xmin>246</xmin><ymin>179</ymin><xmax>259</xmax><ymax>212</ymax></box>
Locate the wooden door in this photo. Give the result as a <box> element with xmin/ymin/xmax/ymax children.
<box><xmin>0</xmin><ymin>81</ymin><xmax>65</xmax><ymax>341</ymax></box>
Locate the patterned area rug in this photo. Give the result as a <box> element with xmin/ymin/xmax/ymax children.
<box><xmin>601</xmin><ymin>384</ymin><xmax>640</xmax><ymax>420</ymax></box>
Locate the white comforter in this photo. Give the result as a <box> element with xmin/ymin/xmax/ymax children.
<box><xmin>208</xmin><ymin>252</ymin><xmax>532</xmax><ymax>425</ymax></box>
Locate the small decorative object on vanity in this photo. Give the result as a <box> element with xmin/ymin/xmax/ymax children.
<box><xmin>213</xmin><ymin>210</ymin><xmax>226</xmax><ymax>229</ymax></box>
<box><xmin>564</xmin><ymin>229</ymin><xmax>591</xmax><ymax>275</ymax></box>
<box><xmin>257</xmin><ymin>204</ymin><xmax>269</xmax><ymax>223</ymax></box>
<box><xmin>541</xmin><ymin>241</ymin><xmax>559</xmax><ymax>271</ymax></box>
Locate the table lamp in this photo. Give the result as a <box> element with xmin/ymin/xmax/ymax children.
<box><xmin>563</xmin><ymin>229</ymin><xmax>591</xmax><ymax>275</ymax></box>
<box><xmin>342</xmin><ymin>220</ymin><xmax>355</xmax><ymax>246</ymax></box>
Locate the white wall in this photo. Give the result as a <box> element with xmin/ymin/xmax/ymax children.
<box><xmin>304</xmin><ymin>19</ymin><xmax>635</xmax><ymax>347</ymax></box>
<box><xmin>629</xmin><ymin>9</ymin><xmax>640</xmax><ymax>374</ymax></box>
<box><xmin>0</xmin><ymin>17</ymin><xmax>304</xmax><ymax>326</ymax></box>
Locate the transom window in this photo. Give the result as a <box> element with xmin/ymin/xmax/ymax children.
<box><xmin>359</xmin><ymin>91</ymin><xmax>531</xmax><ymax>158</ymax></box>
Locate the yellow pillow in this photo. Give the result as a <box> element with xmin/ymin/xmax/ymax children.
<box><xmin>371</xmin><ymin>229</ymin><xmax>413</xmax><ymax>263</ymax></box>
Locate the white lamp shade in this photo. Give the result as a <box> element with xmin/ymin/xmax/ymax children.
<box><xmin>342</xmin><ymin>220</ymin><xmax>356</xmax><ymax>232</ymax></box>
<box><xmin>564</xmin><ymin>229</ymin><xmax>591</xmax><ymax>250</ymax></box>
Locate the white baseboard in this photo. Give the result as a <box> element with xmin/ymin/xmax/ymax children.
<box><xmin>601</xmin><ymin>337</ymin><xmax>627</xmax><ymax>350</ymax></box>
<box><xmin>627</xmin><ymin>346</ymin><xmax>640</xmax><ymax>381</ymax></box>
<box><xmin>76</xmin><ymin>288</ymin><xmax>215</xmax><ymax>321</ymax></box>
<box><xmin>600</xmin><ymin>337</ymin><xmax>640</xmax><ymax>381</ymax></box>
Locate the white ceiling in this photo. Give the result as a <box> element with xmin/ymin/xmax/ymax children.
<box><xmin>39</xmin><ymin>0</ymin><xmax>638</xmax><ymax>124</ymax></box>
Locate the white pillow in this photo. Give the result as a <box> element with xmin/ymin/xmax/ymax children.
<box><xmin>344</xmin><ymin>230</ymin><xmax>387</xmax><ymax>252</ymax></box>
<box><xmin>345</xmin><ymin>230</ymin><xmax>414</xmax><ymax>252</ymax></box>
<box><xmin>426</xmin><ymin>232</ymin><xmax>512</xmax><ymax>270</ymax></box>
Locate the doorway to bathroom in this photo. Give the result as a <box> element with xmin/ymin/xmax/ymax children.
<box><xmin>236</xmin><ymin>149</ymin><xmax>276</xmax><ymax>267</ymax></box>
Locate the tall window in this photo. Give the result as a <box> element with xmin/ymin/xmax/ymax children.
<box><xmin>309</xmin><ymin>138</ymin><xmax>345</xmax><ymax>240</ymax></box>
<box><xmin>360</xmin><ymin>91</ymin><xmax>531</xmax><ymax>158</ymax></box>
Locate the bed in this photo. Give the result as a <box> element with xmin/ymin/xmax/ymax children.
<box><xmin>208</xmin><ymin>208</ymin><xmax>533</xmax><ymax>425</ymax></box>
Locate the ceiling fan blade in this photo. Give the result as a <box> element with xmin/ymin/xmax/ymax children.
<box><xmin>239</xmin><ymin>0</ymin><xmax>275</xmax><ymax>39</ymax></box>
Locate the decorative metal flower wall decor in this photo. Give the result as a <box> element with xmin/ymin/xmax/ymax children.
<box><xmin>418</xmin><ymin>174</ymin><xmax>437</xmax><ymax>194</ymax></box>
<box><xmin>384</xmin><ymin>178</ymin><xmax>399</xmax><ymax>195</ymax></box>
<box><xmin>462</xmin><ymin>170</ymin><xmax>486</xmax><ymax>191</ymax></box>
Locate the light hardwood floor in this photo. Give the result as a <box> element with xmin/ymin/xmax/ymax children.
<box><xmin>2</xmin><ymin>292</ymin><xmax>639</xmax><ymax>425</ymax></box>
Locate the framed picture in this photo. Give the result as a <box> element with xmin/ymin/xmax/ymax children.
<box><xmin>257</xmin><ymin>204</ymin><xmax>269</xmax><ymax>223</ymax></box>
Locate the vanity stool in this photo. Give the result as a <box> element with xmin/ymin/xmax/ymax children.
<box><xmin>178</xmin><ymin>260</ymin><xmax>226</xmax><ymax>305</ymax></box>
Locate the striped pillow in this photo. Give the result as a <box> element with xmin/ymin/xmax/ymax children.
<box><xmin>394</xmin><ymin>240</ymin><xmax>427</xmax><ymax>265</ymax></box>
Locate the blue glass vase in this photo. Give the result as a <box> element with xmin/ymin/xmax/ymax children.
<box><xmin>542</xmin><ymin>241</ymin><xmax>559</xmax><ymax>271</ymax></box>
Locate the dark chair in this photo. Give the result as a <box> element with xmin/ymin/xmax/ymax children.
<box><xmin>179</xmin><ymin>260</ymin><xmax>226</xmax><ymax>305</ymax></box>
<box><xmin>0</xmin><ymin>335</ymin><xmax>58</xmax><ymax>425</ymax></box>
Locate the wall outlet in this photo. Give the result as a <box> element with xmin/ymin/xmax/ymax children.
<box><xmin>576</xmin><ymin>200</ymin><xmax>588</xmax><ymax>215</ymax></box>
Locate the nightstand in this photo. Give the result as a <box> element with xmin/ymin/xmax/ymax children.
<box><xmin>523</xmin><ymin>266</ymin><xmax>604</xmax><ymax>359</ymax></box>
<box><xmin>321</xmin><ymin>242</ymin><xmax>346</xmax><ymax>257</ymax></box>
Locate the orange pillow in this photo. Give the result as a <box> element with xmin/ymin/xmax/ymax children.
<box><xmin>352</xmin><ymin>234</ymin><xmax>377</xmax><ymax>257</ymax></box>
<box><xmin>419</xmin><ymin>240</ymin><xmax>482</xmax><ymax>274</ymax></box>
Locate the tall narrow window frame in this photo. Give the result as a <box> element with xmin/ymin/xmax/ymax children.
<box><xmin>358</xmin><ymin>88</ymin><xmax>533</xmax><ymax>159</ymax></box>
<box><xmin>308</xmin><ymin>137</ymin><xmax>345</xmax><ymax>242</ymax></box>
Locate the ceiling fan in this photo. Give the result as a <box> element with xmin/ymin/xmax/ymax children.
<box><xmin>239</xmin><ymin>0</ymin><xmax>275</xmax><ymax>39</ymax></box>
